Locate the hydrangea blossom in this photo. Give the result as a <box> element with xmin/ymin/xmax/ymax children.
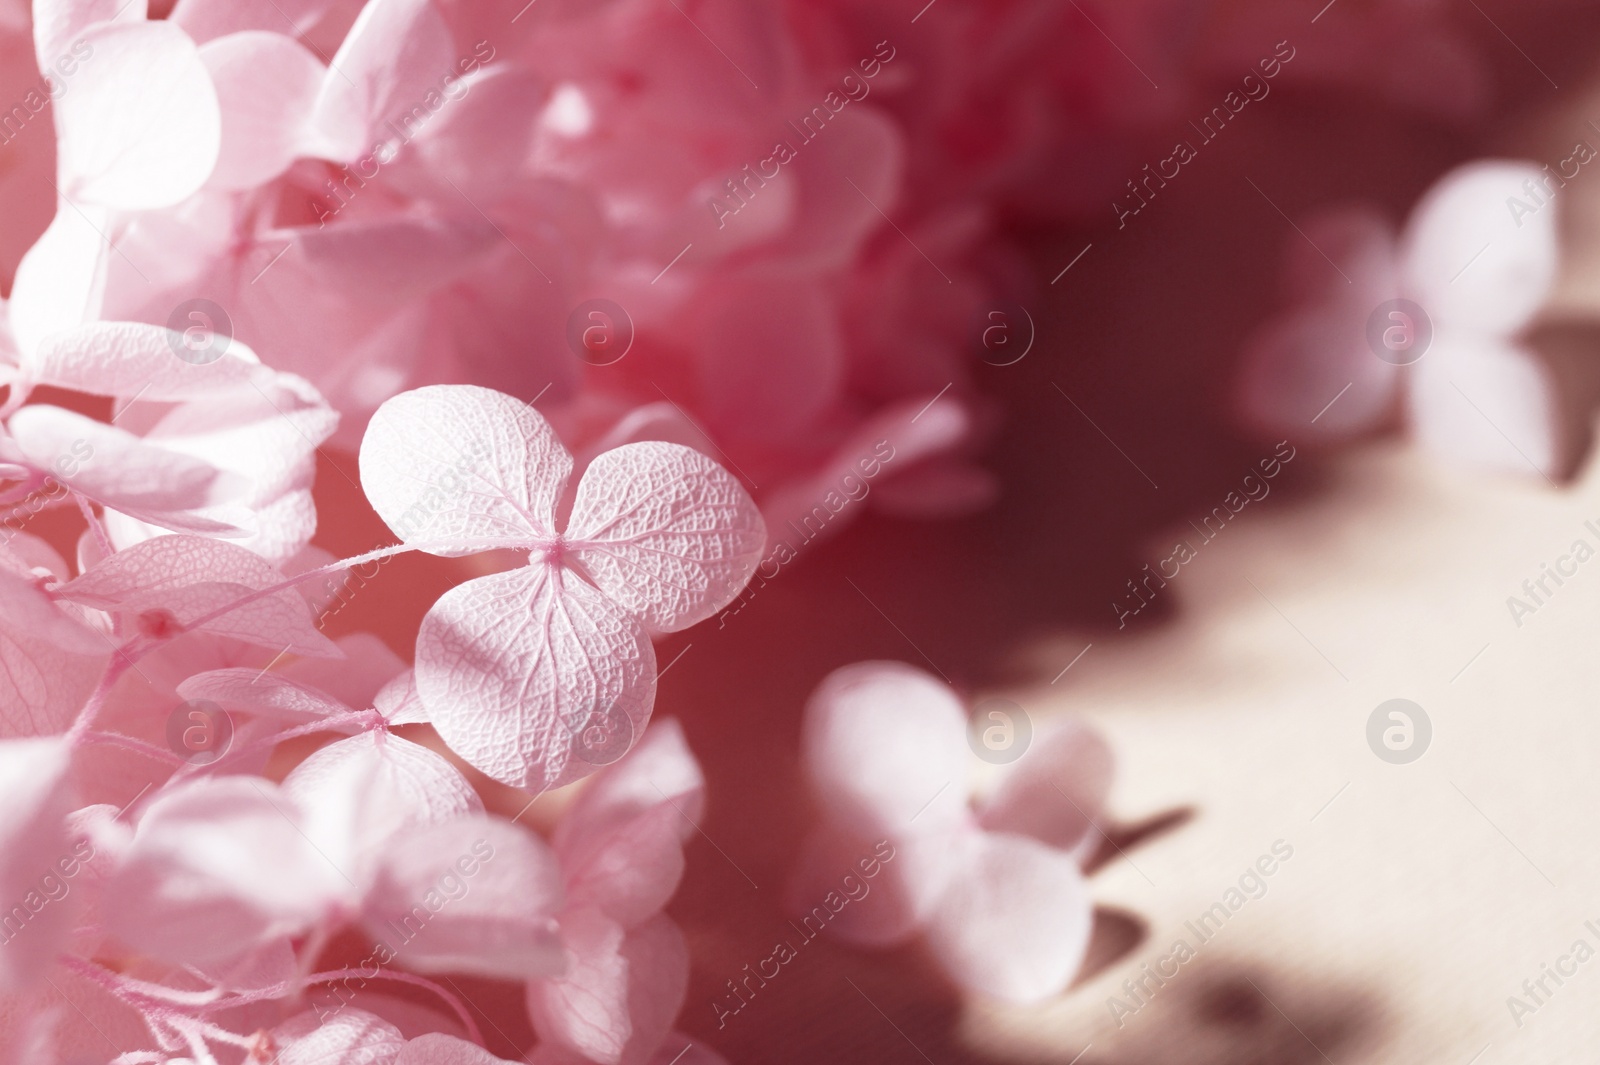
<box><xmin>1238</xmin><ymin>160</ymin><xmax>1562</xmax><ymax>477</ymax></box>
<box><xmin>788</xmin><ymin>661</ymin><xmax>1114</xmax><ymax>1003</ymax></box>
<box><xmin>0</xmin><ymin>375</ymin><xmax>760</xmax><ymax>1061</ymax></box>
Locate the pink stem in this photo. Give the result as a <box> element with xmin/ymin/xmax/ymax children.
<box><xmin>91</xmin><ymin>536</ymin><xmax>536</xmax><ymax>671</ymax></box>
<box><xmin>72</xmin><ymin>491</ymin><xmax>114</xmax><ymax>559</ymax></box>
<box><xmin>82</xmin><ymin>731</ymin><xmax>186</xmax><ymax>767</ymax></box>
<box><xmin>64</xmin><ymin>654</ymin><xmax>135</xmax><ymax>746</ymax></box>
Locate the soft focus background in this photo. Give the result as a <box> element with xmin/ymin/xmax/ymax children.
<box><xmin>294</xmin><ymin>6</ymin><xmax>1600</xmax><ymax>1061</ymax></box>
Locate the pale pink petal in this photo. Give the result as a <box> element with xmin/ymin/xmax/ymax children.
<box><xmin>398</xmin><ymin>1033</ymin><xmax>522</xmax><ymax>1065</ymax></box>
<box><xmin>306</xmin><ymin>0</ymin><xmax>455</xmax><ymax>163</ymax></box>
<box><xmin>108</xmin><ymin>370</ymin><xmax>338</xmax><ymax>561</ymax></box>
<box><xmin>759</xmin><ymin>396</ymin><xmax>971</xmax><ymax>545</ymax></box>
<box><xmin>975</xmin><ymin>718</ymin><xmax>1113</xmax><ymax>854</ymax></box>
<box><xmin>612</xmin><ymin>915</ymin><xmax>689</xmax><ymax>1065</ymax></box>
<box><xmin>7</xmin><ymin>204</ymin><xmax>111</xmax><ymax>362</ymax></box>
<box><xmin>201</xmin><ymin>30</ymin><xmax>324</xmax><ymax>189</ymax></box>
<box><xmin>0</xmin><ymin>966</ymin><xmax>149</xmax><ymax>1063</ymax></box>
<box><xmin>175</xmin><ymin>668</ymin><xmax>353</xmax><ymax>723</ymax></box>
<box><xmin>271</xmin><ymin>1008</ymin><xmax>405</xmax><ymax>1065</ymax></box>
<box><xmin>56</xmin><ymin>21</ymin><xmax>220</xmax><ymax>210</ymax></box>
<box><xmin>171</xmin><ymin>0</ymin><xmax>363</xmax><ymax>50</ymax></box>
<box><xmin>1237</xmin><ymin>303</ymin><xmax>1401</xmax><ymax>438</ymax></box>
<box><xmin>0</xmin><ymin>563</ymin><xmax>108</xmax><ymax>736</ymax></box>
<box><xmin>285</xmin><ymin>632</ymin><xmax>408</xmax><ymax>711</ymax></box>
<box><xmin>360</xmin><ymin>384</ymin><xmax>571</xmax><ymax>554</ymax></box>
<box><xmin>7</xmin><ymin>405</ymin><xmax>248</xmax><ymax>535</ymax></box>
<box><xmin>566</xmin><ymin>442</ymin><xmax>765</xmax><ymax>633</ymax></box>
<box><xmin>415</xmin><ymin>565</ymin><xmax>655</xmax><ymax>791</ymax></box>
<box><xmin>32</xmin><ymin>0</ymin><xmax>146</xmax><ymax>76</ymax></box>
<box><xmin>105</xmin><ymin>776</ymin><xmax>349</xmax><ymax>965</ymax></box>
<box><xmin>555</xmin><ymin>718</ymin><xmax>704</xmax><ymax>853</ymax></box>
<box><xmin>1236</xmin><ymin>206</ymin><xmax>1403</xmax><ymax>438</ymax></box>
<box><xmin>0</xmin><ymin>737</ymin><xmax>76</xmax><ymax>991</ymax></box>
<box><xmin>785</xmin><ymin>825</ymin><xmax>950</xmax><ymax>948</ymax></box>
<box><xmin>1401</xmin><ymin>160</ymin><xmax>1557</xmax><ymax>335</ymax></box>
<box><xmin>774</xmin><ymin>106</ymin><xmax>904</xmax><ymax>265</ymax></box>
<box><xmin>292</xmin><ymin>215</ymin><xmax>499</xmax><ymax>303</ymax></box>
<box><xmin>59</xmin><ymin>533</ymin><xmax>340</xmax><ymax>657</ymax></box>
<box><xmin>559</xmin><ymin>802</ymin><xmax>684</xmax><ymax>930</ymax></box>
<box><xmin>365</xmin><ymin>815</ymin><xmax>566</xmax><ymax>980</ymax></box>
<box><xmin>924</xmin><ymin>831</ymin><xmax>1093</xmax><ymax>1003</ymax></box>
<box><xmin>282</xmin><ymin>730</ymin><xmax>482</xmax><ymax>883</ymax></box>
<box><xmin>1409</xmin><ymin>332</ymin><xmax>1559</xmax><ymax>477</ymax></box>
<box><xmin>528</xmin><ymin>911</ymin><xmax>688</xmax><ymax>1065</ymax></box>
<box><xmin>26</xmin><ymin>320</ymin><xmax>260</xmax><ymax>400</ymax></box>
<box><xmin>527</xmin><ymin>906</ymin><xmax>630</xmax><ymax>1065</ymax></box>
<box><xmin>373</xmin><ymin>668</ymin><xmax>428</xmax><ymax>725</ymax></box>
<box><xmin>390</xmin><ymin>64</ymin><xmax>546</xmax><ymax>204</ymax></box>
<box><xmin>802</xmin><ymin>661</ymin><xmax>968</xmax><ymax>834</ymax></box>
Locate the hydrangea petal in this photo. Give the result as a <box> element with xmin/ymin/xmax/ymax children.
<box><xmin>360</xmin><ymin>384</ymin><xmax>571</xmax><ymax>555</ymax></box>
<box><xmin>414</xmin><ymin>565</ymin><xmax>655</xmax><ymax>791</ymax></box>
<box><xmin>365</xmin><ymin>815</ymin><xmax>566</xmax><ymax>980</ymax></box>
<box><xmin>566</xmin><ymin>442</ymin><xmax>766</xmax><ymax>633</ymax></box>
<box><xmin>975</xmin><ymin>718</ymin><xmax>1113</xmax><ymax>854</ymax></box>
<box><xmin>201</xmin><ymin>30</ymin><xmax>325</xmax><ymax>189</ymax></box>
<box><xmin>282</xmin><ymin>730</ymin><xmax>482</xmax><ymax>884</ymax></box>
<box><xmin>1401</xmin><ymin>160</ymin><xmax>1557</xmax><ymax>335</ymax></box>
<box><xmin>0</xmin><ymin>737</ymin><xmax>75</xmax><ymax>990</ymax></box>
<box><xmin>1410</xmin><ymin>332</ymin><xmax>1559</xmax><ymax>477</ymax></box>
<box><xmin>55</xmin><ymin>21</ymin><xmax>220</xmax><ymax>211</ymax></box>
<box><xmin>104</xmin><ymin>776</ymin><xmax>349</xmax><ymax>965</ymax></box>
<box><xmin>924</xmin><ymin>831</ymin><xmax>1092</xmax><ymax>1003</ymax></box>
<box><xmin>59</xmin><ymin>533</ymin><xmax>340</xmax><ymax>657</ymax></box>
<box><xmin>801</xmin><ymin>661</ymin><xmax>968</xmax><ymax>834</ymax></box>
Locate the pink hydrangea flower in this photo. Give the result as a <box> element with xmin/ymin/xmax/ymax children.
<box><xmin>789</xmin><ymin>661</ymin><xmax>1113</xmax><ymax>1003</ymax></box>
<box><xmin>1238</xmin><ymin>160</ymin><xmax>1561</xmax><ymax>477</ymax></box>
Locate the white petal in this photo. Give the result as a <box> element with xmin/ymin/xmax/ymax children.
<box><xmin>105</xmin><ymin>777</ymin><xmax>349</xmax><ymax>965</ymax></box>
<box><xmin>59</xmin><ymin>533</ymin><xmax>339</xmax><ymax>657</ymax></box>
<box><xmin>305</xmin><ymin>0</ymin><xmax>454</xmax><ymax>162</ymax></box>
<box><xmin>27</xmin><ymin>321</ymin><xmax>260</xmax><ymax>400</ymax></box>
<box><xmin>282</xmin><ymin>730</ymin><xmax>482</xmax><ymax>882</ymax></box>
<box><xmin>0</xmin><ymin>737</ymin><xmax>76</xmax><ymax>990</ymax></box>
<box><xmin>360</xmin><ymin>385</ymin><xmax>571</xmax><ymax>555</ymax></box>
<box><xmin>365</xmin><ymin>815</ymin><xmax>566</xmax><ymax>980</ymax></box>
<box><xmin>1401</xmin><ymin>160</ymin><xmax>1557</xmax><ymax>335</ymax></box>
<box><xmin>8</xmin><ymin>203</ymin><xmax>111</xmax><ymax>362</ymax></box>
<box><xmin>32</xmin><ymin>0</ymin><xmax>147</xmax><ymax>75</ymax></box>
<box><xmin>398</xmin><ymin>1033</ymin><xmax>522</xmax><ymax>1065</ymax></box>
<box><xmin>56</xmin><ymin>21</ymin><xmax>220</xmax><ymax>210</ymax></box>
<box><xmin>924</xmin><ymin>832</ymin><xmax>1093</xmax><ymax>1003</ymax></box>
<box><xmin>176</xmin><ymin>668</ymin><xmax>352</xmax><ymax>723</ymax></box>
<box><xmin>201</xmin><ymin>30</ymin><xmax>324</xmax><ymax>189</ymax></box>
<box><xmin>415</xmin><ymin>565</ymin><xmax>655</xmax><ymax>791</ymax></box>
<box><xmin>7</xmin><ymin>404</ymin><xmax>248</xmax><ymax>534</ymax></box>
<box><xmin>271</xmin><ymin>1009</ymin><xmax>405</xmax><ymax>1065</ymax></box>
<box><xmin>802</xmin><ymin>661</ymin><xmax>968</xmax><ymax>834</ymax></box>
<box><xmin>567</xmin><ymin>442</ymin><xmax>765</xmax><ymax>633</ymax></box>
<box><xmin>1409</xmin><ymin>331</ymin><xmax>1559</xmax><ymax>478</ymax></box>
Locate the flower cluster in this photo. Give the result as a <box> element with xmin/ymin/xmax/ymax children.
<box><xmin>0</xmin><ymin>366</ymin><xmax>766</xmax><ymax>1063</ymax></box>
